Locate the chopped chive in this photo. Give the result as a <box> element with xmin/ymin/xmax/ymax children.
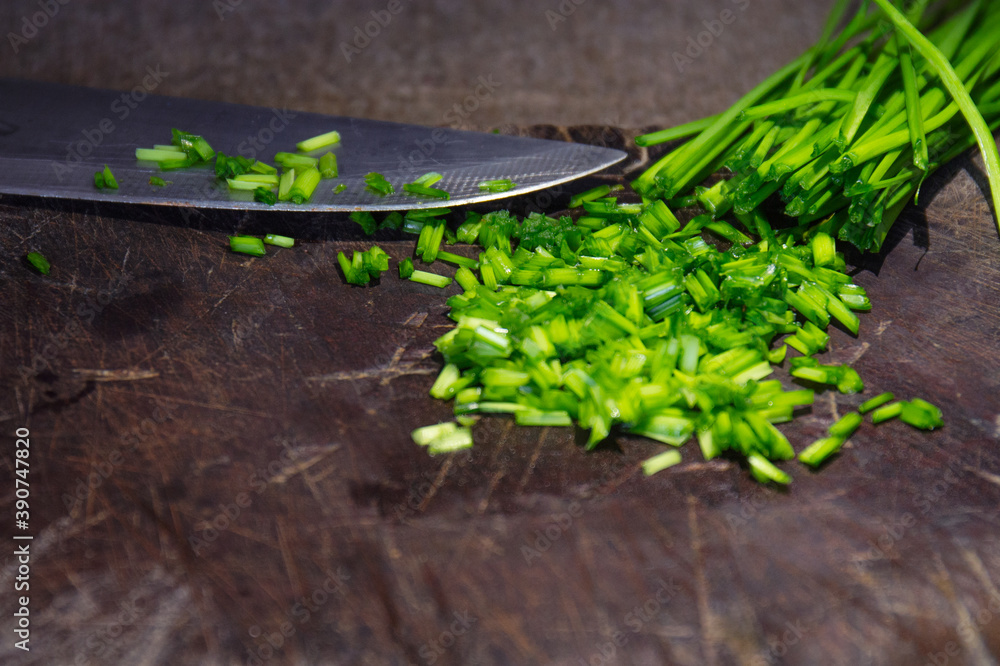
<box><xmin>871</xmin><ymin>401</ymin><xmax>905</xmax><ymax>424</ymax></box>
<box><xmin>404</xmin><ymin>183</ymin><xmax>451</xmax><ymax>199</ymax></box>
<box><xmin>136</xmin><ymin>147</ymin><xmax>187</xmax><ymax>162</ymax></box>
<box><xmin>278</xmin><ymin>168</ymin><xmax>295</xmax><ymax>201</ymax></box>
<box><xmin>26</xmin><ymin>251</ymin><xmax>50</xmax><ymax>275</ymax></box>
<box><xmin>253</xmin><ymin>187</ymin><xmax>277</xmax><ymax>205</ymax></box>
<box><xmin>229</xmin><ymin>236</ymin><xmax>266</xmax><ymax>257</ymax></box>
<box><xmin>149</xmin><ymin>176</ymin><xmax>167</xmax><ymax>187</ymax></box>
<box><xmin>274</xmin><ymin>152</ymin><xmax>319</xmax><ymax>169</ymax></box>
<box><xmin>100</xmin><ymin>165</ymin><xmax>118</xmax><ymax>189</ymax></box>
<box><xmin>798</xmin><ymin>436</ymin><xmax>845</xmax><ymax>468</ymax></box>
<box><xmin>289</xmin><ymin>167</ymin><xmax>321</xmax><ymax>204</ymax></box>
<box><xmin>264</xmin><ymin>234</ymin><xmax>294</xmax><ymax>248</ymax></box>
<box><xmin>350</xmin><ymin>211</ymin><xmax>378</xmax><ymax>235</ymax></box>
<box><xmin>318</xmin><ymin>152</ymin><xmax>339</xmax><ymax>179</ymax></box>
<box><xmin>296</xmin><ymin>130</ymin><xmax>341</xmax><ymax>152</ymax></box>
<box><xmin>899</xmin><ymin>398</ymin><xmax>944</xmax><ymax>430</ymax></box>
<box><xmin>568</xmin><ymin>185</ymin><xmax>612</xmax><ymax>208</ymax></box>
<box><xmin>828</xmin><ymin>411</ymin><xmax>863</xmax><ymax>439</ymax></box>
<box><xmin>858</xmin><ymin>392</ymin><xmax>894</xmax><ymax>414</ymax></box>
<box><xmin>333</xmin><ymin>184</ymin><xmax>347</xmax><ymax>194</ymax></box>
<box><xmin>364</xmin><ymin>172</ymin><xmax>395</xmax><ymax>196</ymax></box>
<box><xmin>399</xmin><ymin>258</ymin><xmax>415</xmax><ymax>279</ymax></box>
<box><xmin>409</xmin><ymin>269</ymin><xmax>452</xmax><ymax>288</ymax></box>
<box><xmin>641</xmin><ymin>449</ymin><xmax>683</xmax><ymax>476</ymax></box>
<box><xmin>412</xmin><ymin>172</ymin><xmax>443</xmax><ymax>187</ymax></box>
<box><xmin>478</xmin><ymin>179</ymin><xmax>516</xmax><ymax>193</ymax></box>
<box><xmin>93</xmin><ymin>171</ymin><xmax>105</xmax><ymax>189</ymax></box>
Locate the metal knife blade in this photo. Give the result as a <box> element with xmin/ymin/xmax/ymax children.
<box><xmin>0</xmin><ymin>78</ymin><xmax>626</xmax><ymax>212</ymax></box>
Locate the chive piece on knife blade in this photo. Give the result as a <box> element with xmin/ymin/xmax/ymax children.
<box><xmin>254</xmin><ymin>187</ymin><xmax>277</xmax><ymax>205</ymax></box>
<box><xmin>478</xmin><ymin>179</ymin><xmax>516</xmax><ymax>193</ymax></box>
<box><xmin>289</xmin><ymin>167</ymin><xmax>321</xmax><ymax>204</ymax></box>
<box><xmin>275</xmin><ymin>152</ymin><xmax>319</xmax><ymax>169</ymax></box>
<box><xmin>229</xmin><ymin>236</ymin><xmax>266</xmax><ymax>257</ymax></box>
<box><xmin>149</xmin><ymin>176</ymin><xmax>167</xmax><ymax>187</ymax></box>
<box><xmin>101</xmin><ymin>165</ymin><xmax>118</xmax><ymax>189</ymax></box>
<box><xmin>333</xmin><ymin>184</ymin><xmax>347</xmax><ymax>194</ymax></box>
<box><xmin>350</xmin><ymin>211</ymin><xmax>377</xmax><ymax>235</ymax></box>
<box><xmin>365</xmin><ymin>172</ymin><xmax>395</xmax><ymax>196</ymax></box>
<box><xmin>318</xmin><ymin>152</ymin><xmax>338</xmax><ymax>179</ymax></box>
<box><xmin>404</xmin><ymin>183</ymin><xmax>450</xmax><ymax>199</ymax></box>
<box><xmin>296</xmin><ymin>130</ymin><xmax>341</xmax><ymax>152</ymax></box>
<box><xmin>26</xmin><ymin>251</ymin><xmax>50</xmax><ymax>275</ymax></box>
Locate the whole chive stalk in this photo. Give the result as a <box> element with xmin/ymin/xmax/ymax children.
<box><xmin>229</xmin><ymin>236</ymin><xmax>266</xmax><ymax>257</ymax></box>
<box><xmin>296</xmin><ymin>130</ymin><xmax>341</xmax><ymax>152</ymax></box>
<box><xmin>26</xmin><ymin>251</ymin><xmax>50</xmax><ymax>275</ymax></box>
<box><xmin>870</xmin><ymin>0</ymin><xmax>1000</xmax><ymax>234</ymax></box>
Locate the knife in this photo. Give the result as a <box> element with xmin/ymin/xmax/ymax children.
<box><xmin>0</xmin><ymin>78</ymin><xmax>626</xmax><ymax>213</ymax></box>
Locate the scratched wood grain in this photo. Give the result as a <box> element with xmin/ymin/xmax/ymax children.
<box><xmin>1</xmin><ymin>122</ymin><xmax>999</xmax><ymax>665</ymax></box>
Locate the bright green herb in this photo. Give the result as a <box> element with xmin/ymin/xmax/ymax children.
<box><xmin>642</xmin><ymin>449</ymin><xmax>683</xmax><ymax>476</ymax></box>
<box><xmin>26</xmin><ymin>251</ymin><xmax>50</xmax><ymax>275</ymax></box>
<box><xmin>318</xmin><ymin>152</ymin><xmax>338</xmax><ymax>179</ymax></box>
<box><xmin>631</xmin><ymin>1</ymin><xmax>1000</xmax><ymax>252</ymax></box>
<box><xmin>98</xmin><ymin>165</ymin><xmax>118</xmax><ymax>189</ymax></box>
<box><xmin>338</xmin><ymin>245</ymin><xmax>390</xmax><ymax>286</ymax></box>
<box><xmin>149</xmin><ymin>176</ymin><xmax>167</xmax><ymax>187</ymax></box>
<box><xmin>399</xmin><ymin>258</ymin><xmax>415</xmax><ymax>279</ymax></box>
<box><xmin>798</xmin><ymin>436</ymin><xmax>845</xmax><ymax>468</ymax></box>
<box><xmin>411</xmin><ymin>422</ymin><xmax>473</xmax><ymax>455</ymax></box>
<box><xmin>296</xmin><ymin>130</ymin><xmax>341</xmax><ymax>152</ymax></box>
<box><xmin>136</xmin><ymin>147</ymin><xmax>187</xmax><ymax>162</ymax></box>
<box><xmin>229</xmin><ymin>236</ymin><xmax>266</xmax><ymax>257</ymax></box>
<box><xmin>364</xmin><ymin>172</ymin><xmax>395</xmax><ymax>196</ymax></box>
<box><xmin>478</xmin><ymin>179</ymin><xmax>516</xmax><ymax>193</ymax></box>
<box><xmin>858</xmin><ymin>392</ymin><xmax>894</xmax><ymax>413</ymax></box>
<box><xmin>253</xmin><ymin>187</ymin><xmax>277</xmax><ymax>205</ymax></box>
<box><xmin>289</xmin><ymin>167</ymin><xmax>321</xmax><ymax>204</ymax></box>
<box><xmin>350</xmin><ymin>211</ymin><xmax>378</xmax><ymax>235</ymax></box>
<box><xmin>899</xmin><ymin>398</ymin><xmax>944</xmax><ymax>430</ymax></box>
<box><xmin>264</xmin><ymin>234</ymin><xmax>294</xmax><ymax>248</ymax></box>
<box><xmin>333</xmin><ymin>184</ymin><xmax>347</xmax><ymax>194</ymax></box>
<box><xmin>408</xmin><ymin>269</ymin><xmax>452</xmax><ymax>288</ymax></box>
<box><xmin>404</xmin><ymin>183</ymin><xmax>450</xmax><ymax>199</ymax></box>
<box><xmin>871</xmin><ymin>401</ymin><xmax>905</xmax><ymax>424</ymax></box>
<box><xmin>274</xmin><ymin>152</ymin><xmax>319</xmax><ymax>169</ymax></box>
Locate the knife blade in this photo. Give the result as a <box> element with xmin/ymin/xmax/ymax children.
<box><xmin>0</xmin><ymin>78</ymin><xmax>626</xmax><ymax>212</ymax></box>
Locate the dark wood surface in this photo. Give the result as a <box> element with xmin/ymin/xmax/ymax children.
<box><xmin>2</xmin><ymin>2</ymin><xmax>1000</xmax><ymax>665</ymax></box>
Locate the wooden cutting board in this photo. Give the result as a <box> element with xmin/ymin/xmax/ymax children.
<box><xmin>1</xmin><ymin>124</ymin><xmax>999</xmax><ymax>666</ymax></box>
